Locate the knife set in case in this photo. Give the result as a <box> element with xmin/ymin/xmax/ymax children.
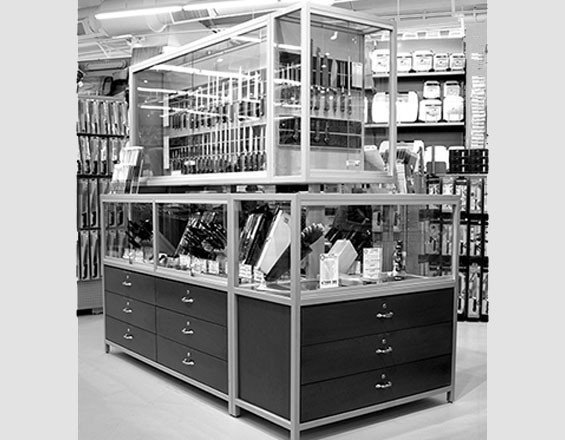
<box><xmin>279</xmin><ymin>117</ymin><xmax>362</xmax><ymax>149</ymax></box>
<box><xmin>239</xmin><ymin>204</ymin><xmax>276</xmax><ymax>267</ymax></box>
<box><xmin>255</xmin><ymin>209</ymin><xmax>325</xmax><ymax>282</ymax></box>
<box><xmin>175</xmin><ymin>210</ymin><xmax>227</xmax><ymax>261</ymax></box>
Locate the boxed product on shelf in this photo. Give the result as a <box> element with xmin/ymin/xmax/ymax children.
<box><xmin>89</xmin><ymin>230</ymin><xmax>100</xmax><ymax>279</ymax></box>
<box><xmin>78</xmin><ymin>136</ymin><xmax>90</xmax><ymax>174</ymax></box>
<box><xmin>449</xmin><ymin>53</ymin><xmax>466</xmax><ymax>71</ymax></box>
<box><xmin>480</xmin><ymin>266</ymin><xmax>489</xmax><ymax>321</ymax></box>
<box><xmin>412</xmin><ymin>50</ymin><xmax>434</xmax><ymax>72</ymax></box>
<box><xmin>79</xmin><ymin>230</ymin><xmax>90</xmax><ymax>280</ymax></box>
<box><xmin>466</xmin><ymin>263</ymin><xmax>481</xmax><ymax>320</ymax></box>
<box><xmin>77</xmin><ymin>179</ymin><xmax>89</xmax><ymax>229</ymax></box>
<box><xmin>418</xmin><ymin>99</ymin><xmax>442</xmax><ymax>122</ymax></box>
<box><xmin>443</xmin><ymin>96</ymin><xmax>464</xmax><ymax>122</ymax></box>
<box><xmin>371</xmin><ymin>92</ymin><xmax>388</xmax><ymax>123</ymax></box>
<box><xmin>454</xmin><ymin>177</ymin><xmax>469</xmax><ymax>212</ymax></box>
<box><xmin>443</xmin><ymin>80</ymin><xmax>461</xmax><ymax>97</ymax></box>
<box><xmin>370</xmin><ymin>49</ymin><xmax>389</xmax><ymax>74</ymax></box>
<box><xmin>423</xmin><ymin>81</ymin><xmax>441</xmax><ymax>99</ymax></box>
<box><xmin>397</xmin><ymin>52</ymin><xmax>412</xmax><ymax>72</ymax></box>
<box><xmin>469</xmin><ymin>177</ymin><xmax>484</xmax><ymax>214</ymax></box>
<box><xmin>433</xmin><ymin>53</ymin><xmax>449</xmax><ymax>71</ymax></box>
<box><xmin>89</xmin><ymin>178</ymin><xmax>99</xmax><ymax>228</ymax></box>
<box><xmin>423</xmin><ymin>145</ymin><xmax>448</xmax><ymax>174</ymax></box>
<box><xmin>396</xmin><ymin>91</ymin><xmax>419</xmax><ymax>122</ymax></box>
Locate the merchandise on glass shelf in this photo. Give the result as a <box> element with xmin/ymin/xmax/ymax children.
<box><xmin>459</xmin><ymin>223</ymin><xmax>468</xmax><ymax>256</ymax></box>
<box><xmin>362</xmin><ymin>246</ymin><xmax>383</xmax><ymax>280</ymax></box>
<box><xmin>425</xmin><ymin>222</ymin><xmax>440</xmax><ymax>255</ymax></box>
<box><xmin>469</xmin><ymin>178</ymin><xmax>484</xmax><ymax>214</ymax></box>
<box><xmin>433</xmin><ymin>53</ymin><xmax>449</xmax><ymax>71</ymax></box>
<box><xmin>392</xmin><ymin>240</ymin><xmax>406</xmax><ymax>280</ymax></box>
<box><xmin>77</xmin><ymin>179</ymin><xmax>89</xmax><ymax>229</ymax></box>
<box><xmin>480</xmin><ymin>267</ymin><xmax>489</xmax><ymax>321</ymax></box>
<box><xmin>423</xmin><ymin>81</ymin><xmax>441</xmax><ymax>99</ymax></box>
<box><xmin>319</xmin><ymin>253</ymin><xmax>339</xmax><ymax>289</ymax></box>
<box><xmin>418</xmin><ymin>99</ymin><xmax>442</xmax><ymax>122</ymax></box>
<box><xmin>442</xmin><ymin>224</ymin><xmax>453</xmax><ymax>255</ymax></box>
<box><xmin>469</xmin><ymin>222</ymin><xmax>483</xmax><ymax>257</ymax></box>
<box><xmin>443</xmin><ymin>96</ymin><xmax>464</xmax><ymax>122</ymax></box>
<box><xmin>328</xmin><ymin>239</ymin><xmax>358</xmax><ymax>274</ymax></box>
<box><xmin>454</xmin><ymin>177</ymin><xmax>469</xmax><ymax>212</ymax></box>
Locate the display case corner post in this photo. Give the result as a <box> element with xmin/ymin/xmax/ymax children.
<box><xmin>300</xmin><ymin>4</ymin><xmax>311</xmax><ymax>182</ymax></box>
<box><xmin>227</xmin><ymin>197</ymin><xmax>240</xmax><ymax>417</ymax></box>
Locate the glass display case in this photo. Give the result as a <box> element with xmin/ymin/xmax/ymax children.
<box><xmin>129</xmin><ymin>3</ymin><xmax>397</xmax><ymax>186</ymax></box>
<box><xmin>102</xmin><ymin>194</ymin><xmax>229</xmax><ymax>287</ymax></box>
<box><xmin>232</xmin><ymin>193</ymin><xmax>461</xmax><ymax>303</ymax></box>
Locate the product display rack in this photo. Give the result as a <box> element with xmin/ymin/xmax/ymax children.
<box><xmin>77</xmin><ymin>94</ymin><xmax>128</xmax><ymax>311</ymax></box>
<box><xmin>98</xmin><ymin>4</ymin><xmax>466</xmax><ymax>440</ymax></box>
<box><xmin>101</xmin><ymin>192</ymin><xmax>461</xmax><ymax>440</ymax></box>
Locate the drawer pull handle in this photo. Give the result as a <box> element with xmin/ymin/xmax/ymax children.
<box><xmin>122</xmin><ymin>281</ymin><xmax>132</xmax><ymax>287</ymax></box>
<box><xmin>182</xmin><ymin>328</ymin><xmax>194</xmax><ymax>335</ymax></box>
<box><xmin>375</xmin><ymin>346</ymin><xmax>393</xmax><ymax>354</ymax></box>
<box><xmin>181</xmin><ymin>296</ymin><xmax>194</xmax><ymax>304</ymax></box>
<box><xmin>376</xmin><ymin>311</ymin><xmax>394</xmax><ymax>319</ymax></box>
<box><xmin>123</xmin><ymin>333</ymin><xmax>134</xmax><ymax>340</ymax></box>
<box><xmin>375</xmin><ymin>381</ymin><xmax>392</xmax><ymax>389</ymax></box>
<box><xmin>122</xmin><ymin>307</ymin><xmax>133</xmax><ymax>314</ymax></box>
<box><xmin>182</xmin><ymin>359</ymin><xmax>195</xmax><ymax>366</ymax></box>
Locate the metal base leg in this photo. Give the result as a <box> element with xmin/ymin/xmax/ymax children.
<box><xmin>447</xmin><ymin>391</ymin><xmax>454</xmax><ymax>403</ymax></box>
<box><xmin>228</xmin><ymin>404</ymin><xmax>241</xmax><ymax>418</ymax></box>
<box><xmin>290</xmin><ymin>428</ymin><xmax>300</xmax><ymax>440</ymax></box>
<box><xmin>104</xmin><ymin>343</ymin><xmax>110</xmax><ymax>354</ymax></box>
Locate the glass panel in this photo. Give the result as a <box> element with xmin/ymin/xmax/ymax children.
<box><xmin>308</xmin><ymin>14</ymin><xmax>391</xmax><ymax>173</ymax></box>
<box><xmin>236</xmin><ymin>200</ymin><xmax>292</xmax><ymax>288</ymax></box>
<box><xmin>274</xmin><ymin>11</ymin><xmax>302</xmax><ymax>176</ymax></box>
<box><xmin>156</xmin><ymin>202</ymin><xmax>228</xmax><ymax>279</ymax></box>
<box><xmin>365</xmin><ymin>29</ymin><xmax>393</xmax><ymax>173</ymax></box>
<box><xmin>104</xmin><ymin>202</ymin><xmax>153</xmax><ymax>265</ymax></box>
<box><xmin>134</xmin><ymin>26</ymin><xmax>268</xmax><ymax>177</ymax></box>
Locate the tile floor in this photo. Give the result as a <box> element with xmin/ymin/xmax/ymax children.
<box><xmin>78</xmin><ymin>314</ymin><xmax>486</xmax><ymax>440</ymax></box>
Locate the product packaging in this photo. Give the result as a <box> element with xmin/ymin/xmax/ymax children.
<box><xmin>433</xmin><ymin>53</ymin><xmax>449</xmax><ymax>71</ymax></box>
<box><xmin>449</xmin><ymin>53</ymin><xmax>466</xmax><ymax>70</ymax></box>
<box><xmin>370</xmin><ymin>49</ymin><xmax>389</xmax><ymax>74</ymax></box>
<box><xmin>319</xmin><ymin>253</ymin><xmax>339</xmax><ymax>289</ymax></box>
<box><xmin>362</xmin><ymin>247</ymin><xmax>383</xmax><ymax>280</ymax></box>
<box><xmin>412</xmin><ymin>50</ymin><xmax>434</xmax><ymax>72</ymax></box>
<box><xmin>443</xmin><ymin>96</ymin><xmax>464</xmax><ymax>122</ymax></box>
<box><xmin>443</xmin><ymin>80</ymin><xmax>461</xmax><ymax>97</ymax></box>
<box><xmin>423</xmin><ymin>81</ymin><xmax>441</xmax><ymax>99</ymax></box>
<box><xmin>89</xmin><ymin>178</ymin><xmax>99</xmax><ymax>228</ymax></box>
<box><xmin>397</xmin><ymin>52</ymin><xmax>412</xmax><ymax>72</ymax></box>
<box><xmin>329</xmin><ymin>239</ymin><xmax>358</xmax><ymax>274</ymax></box>
<box><xmin>90</xmin><ymin>230</ymin><xmax>100</xmax><ymax>279</ymax></box>
<box><xmin>418</xmin><ymin>99</ymin><xmax>442</xmax><ymax>122</ymax></box>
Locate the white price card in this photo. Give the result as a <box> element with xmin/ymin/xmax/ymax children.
<box><xmin>179</xmin><ymin>254</ymin><xmax>191</xmax><ymax>270</ymax></box>
<box><xmin>319</xmin><ymin>253</ymin><xmax>339</xmax><ymax>289</ymax></box>
<box><xmin>363</xmin><ymin>247</ymin><xmax>383</xmax><ymax>280</ymax></box>
<box><xmin>208</xmin><ymin>260</ymin><xmax>220</xmax><ymax>275</ymax></box>
<box><xmin>239</xmin><ymin>263</ymin><xmax>253</xmax><ymax>282</ymax></box>
<box><xmin>253</xmin><ymin>268</ymin><xmax>266</xmax><ymax>285</ymax></box>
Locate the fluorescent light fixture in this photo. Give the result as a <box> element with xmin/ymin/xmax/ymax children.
<box><xmin>183</xmin><ymin>0</ymin><xmax>286</xmax><ymax>11</ymax></box>
<box><xmin>151</xmin><ymin>64</ymin><xmax>251</xmax><ymax>80</ymax></box>
<box><xmin>231</xmin><ymin>35</ymin><xmax>262</xmax><ymax>43</ymax></box>
<box><xmin>95</xmin><ymin>6</ymin><xmax>183</xmax><ymax>20</ymax></box>
<box><xmin>275</xmin><ymin>43</ymin><xmax>302</xmax><ymax>52</ymax></box>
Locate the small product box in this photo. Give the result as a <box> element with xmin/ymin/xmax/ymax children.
<box><xmin>423</xmin><ymin>80</ymin><xmax>441</xmax><ymax>99</ymax></box>
<box><xmin>418</xmin><ymin>99</ymin><xmax>442</xmax><ymax>122</ymax></box>
<box><xmin>370</xmin><ymin>49</ymin><xmax>390</xmax><ymax>74</ymax></box>
<box><xmin>363</xmin><ymin>247</ymin><xmax>383</xmax><ymax>280</ymax></box>
<box><xmin>443</xmin><ymin>96</ymin><xmax>464</xmax><ymax>122</ymax></box>
<box><xmin>397</xmin><ymin>52</ymin><xmax>413</xmax><ymax>73</ymax></box>
<box><xmin>329</xmin><ymin>239</ymin><xmax>358</xmax><ymax>274</ymax></box>
<box><xmin>396</xmin><ymin>91</ymin><xmax>419</xmax><ymax>123</ymax></box>
<box><xmin>90</xmin><ymin>230</ymin><xmax>100</xmax><ymax>279</ymax></box>
<box><xmin>412</xmin><ymin>50</ymin><xmax>434</xmax><ymax>72</ymax></box>
<box><xmin>433</xmin><ymin>52</ymin><xmax>449</xmax><ymax>71</ymax></box>
<box><xmin>449</xmin><ymin>53</ymin><xmax>466</xmax><ymax>71</ymax></box>
<box><xmin>443</xmin><ymin>80</ymin><xmax>461</xmax><ymax>97</ymax></box>
<box><xmin>319</xmin><ymin>253</ymin><xmax>339</xmax><ymax>289</ymax></box>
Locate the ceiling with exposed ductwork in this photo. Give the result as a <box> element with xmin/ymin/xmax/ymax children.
<box><xmin>78</xmin><ymin>0</ymin><xmax>487</xmax><ymax>64</ymax></box>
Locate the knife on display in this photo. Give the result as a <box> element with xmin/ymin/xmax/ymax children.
<box><xmin>314</xmin><ymin>47</ymin><xmax>321</xmax><ymax>111</ymax></box>
<box><xmin>346</xmin><ymin>57</ymin><xmax>352</xmax><ymax>116</ymax></box>
<box><xmin>323</xmin><ymin>53</ymin><xmax>330</xmax><ymax>112</ymax></box>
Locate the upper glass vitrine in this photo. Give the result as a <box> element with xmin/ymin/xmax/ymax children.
<box><xmin>129</xmin><ymin>3</ymin><xmax>397</xmax><ymax>186</ymax></box>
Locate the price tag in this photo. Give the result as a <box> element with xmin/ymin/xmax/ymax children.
<box><xmin>134</xmin><ymin>249</ymin><xmax>145</xmax><ymax>264</ymax></box>
<box><xmin>208</xmin><ymin>260</ymin><xmax>220</xmax><ymax>275</ymax></box>
<box><xmin>253</xmin><ymin>268</ymin><xmax>265</xmax><ymax>285</ymax></box>
<box><xmin>192</xmin><ymin>258</ymin><xmax>204</xmax><ymax>274</ymax></box>
<box><xmin>319</xmin><ymin>253</ymin><xmax>339</xmax><ymax>289</ymax></box>
<box><xmin>363</xmin><ymin>247</ymin><xmax>383</xmax><ymax>280</ymax></box>
<box><xmin>239</xmin><ymin>263</ymin><xmax>253</xmax><ymax>282</ymax></box>
<box><xmin>179</xmin><ymin>254</ymin><xmax>191</xmax><ymax>270</ymax></box>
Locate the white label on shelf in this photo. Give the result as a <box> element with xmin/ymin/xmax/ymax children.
<box><xmin>363</xmin><ymin>247</ymin><xmax>383</xmax><ymax>280</ymax></box>
<box><xmin>319</xmin><ymin>253</ymin><xmax>339</xmax><ymax>289</ymax></box>
<box><xmin>208</xmin><ymin>260</ymin><xmax>220</xmax><ymax>275</ymax></box>
<box><xmin>239</xmin><ymin>263</ymin><xmax>253</xmax><ymax>282</ymax></box>
<box><xmin>179</xmin><ymin>254</ymin><xmax>191</xmax><ymax>270</ymax></box>
<box><xmin>253</xmin><ymin>268</ymin><xmax>265</xmax><ymax>285</ymax></box>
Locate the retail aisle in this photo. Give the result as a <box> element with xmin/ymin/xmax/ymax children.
<box><xmin>78</xmin><ymin>314</ymin><xmax>486</xmax><ymax>440</ymax></box>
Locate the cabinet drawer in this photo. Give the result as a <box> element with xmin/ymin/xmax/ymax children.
<box><xmin>105</xmin><ymin>316</ymin><xmax>156</xmax><ymax>361</ymax></box>
<box><xmin>105</xmin><ymin>291</ymin><xmax>156</xmax><ymax>333</ymax></box>
<box><xmin>301</xmin><ymin>355</ymin><xmax>452</xmax><ymax>422</ymax></box>
<box><xmin>156</xmin><ymin>336</ymin><xmax>227</xmax><ymax>394</ymax></box>
<box><xmin>155</xmin><ymin>278</ymin><xmax>227</xmax><ymax>326</ymax></box>
<box><xmin>301</xmin><ymin>322</ymin><xmax>453</xmax><ymax>384</ymax></box>
<box><xmin>104</xmin><ymin>266</ymin><xmax>156</xmax><ymax>304</ymax></box>
<box><xmin>302</xmin><ymin>288</ymin><xmax>453</xmax><ymax>345</ymax></box>
<box><xmin>157</xmin><ymin>308</ymin><xmax>227</xmax><ymax>360</ymax></box>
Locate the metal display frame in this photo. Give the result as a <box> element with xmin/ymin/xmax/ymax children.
<box><xmin>101</xmin><ymin>192</ymin><xmax>460</xmax><ymax>440</ymax></box>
